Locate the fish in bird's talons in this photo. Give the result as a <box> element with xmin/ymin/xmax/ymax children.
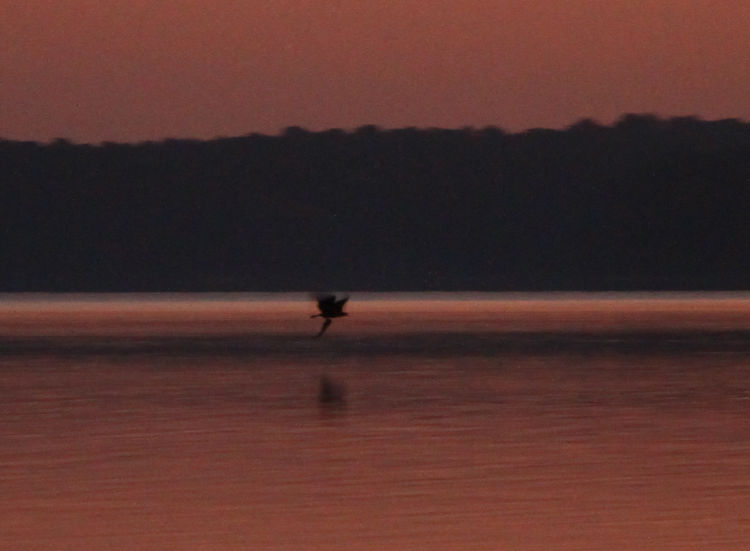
<box><xmin>310</xmin><ymin>294</ymin><xmax>349</xmax><ymax>337</ymax></box>
<box><xmin>318</xmin><ymin>375</ymin><xmax>346</xmax><ymax>405</ymax></box>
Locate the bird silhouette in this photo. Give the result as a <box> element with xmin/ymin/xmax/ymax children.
<box><xmin>311</xmin><ymin>294</ymin><xmax>349</xmax><ymax>337</ymax></box>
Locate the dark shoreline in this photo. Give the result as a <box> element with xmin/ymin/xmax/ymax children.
<box><xmin>4</xmin><ymin>115</ymin><xmax>750</xmax><ymax>292</ymax></box>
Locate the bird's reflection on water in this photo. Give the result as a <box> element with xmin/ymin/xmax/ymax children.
<box><xmin>318</xmin><ymin>374</ymin><xmax>347</xmax><ymax>405</ymax></box>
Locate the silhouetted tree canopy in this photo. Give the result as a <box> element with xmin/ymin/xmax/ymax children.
<box><xmin>2</xmin><ymin>114</ymin><xmax>750</xmax><ymax>291</ymax></box>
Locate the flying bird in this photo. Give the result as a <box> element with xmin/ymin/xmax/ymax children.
<box><xmin>311</xmin><ymin>294</ymin><xmax>349</xmax><ymax>337</ymax></box>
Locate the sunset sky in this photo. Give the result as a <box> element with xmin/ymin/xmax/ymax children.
<box><xmin>2</xmin><ymin>0</ymin><xmax>749</xmax><ymax>143</ymax></box>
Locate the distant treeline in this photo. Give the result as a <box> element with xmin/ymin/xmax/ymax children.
<box><xmin>2</xmin><ymin>114</ymin><xmax>750</xmax><ymax>291</ymax></box>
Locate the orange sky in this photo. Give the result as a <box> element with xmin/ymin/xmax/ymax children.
<box><xmin>2</xmin><ymin>0</ymin><xmax>749</xmax><ymax>143</ymax></box>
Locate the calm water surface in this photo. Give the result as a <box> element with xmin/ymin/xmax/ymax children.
<box><xmin>1</xmin><ymin>293</ymin><xmax>749</xmax><ymax>550</ymax></box>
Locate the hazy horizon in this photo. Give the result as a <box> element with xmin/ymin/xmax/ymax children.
<box><xmin>3</xmin><ymin>1</ymin><xmax>750</xmax><ymax>143</ymax></box>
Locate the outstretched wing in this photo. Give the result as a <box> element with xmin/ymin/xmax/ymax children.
<box><xmin>333</xmin><ymin>296</ymin><xmax>349</xmax><ymax>314</ymax></box>
<box><xmin>315</xmin><ymin>294</ymin><xmax>337</xmax><ymax>314</ymax></box>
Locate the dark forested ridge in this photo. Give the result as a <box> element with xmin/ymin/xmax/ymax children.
<box><xmin>3</xmin><ymin>114</ymin><xmax>750</xmax><ymax>291</ymax></box>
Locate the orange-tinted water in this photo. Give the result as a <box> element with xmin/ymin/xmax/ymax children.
<box><xmin>1</xmin><ymin>294</ymin><xmax>749</xmax><ymax>549</ymax></box>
